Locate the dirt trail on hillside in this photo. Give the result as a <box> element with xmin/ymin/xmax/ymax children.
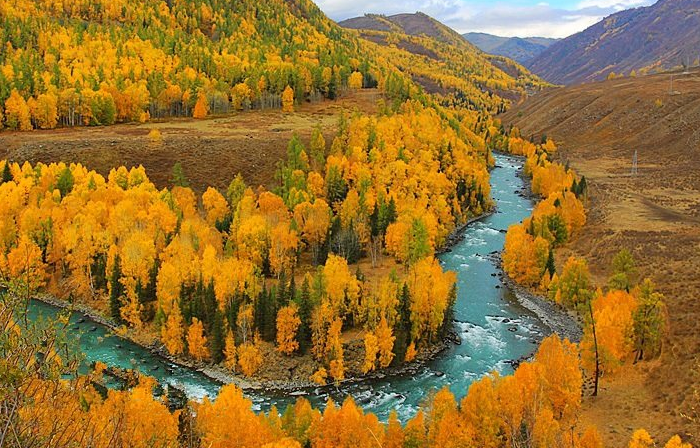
<box><xmin>502</xmin><ymin>69</ymin><xmax>700</xmax><ymax>444</ymax></box>
<box><xmin>0</xmin><ymin>90</ymin><xmax>380</xmax><ymax>192</ymax></box>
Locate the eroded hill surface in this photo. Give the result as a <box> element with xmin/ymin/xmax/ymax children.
<box><xmin>528</xmin><ymin>0</ymin><xmax>700</xmax><ymax>84</ymax></box>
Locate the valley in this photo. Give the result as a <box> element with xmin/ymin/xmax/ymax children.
<box><xmin>0</xmin><ymin>0</ymin><xmax>698</xmax><ymax>446</ymax></box>
<box><xmin>502</xmin><ymin>67</ymin><xmax>700</xmax><ymax>444</ymax></box>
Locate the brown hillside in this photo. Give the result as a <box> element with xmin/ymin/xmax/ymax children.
<box><xmin>339</xmin><ymin>12</ymin><xmax>475</xmax><ymax>49</ymax></box>
<box><xmin>501</xmin><ymin>69</ymin><xmax>700</xmax><ymax>444</ymax></box>
<box><xmin>528</xmin><ymin>0</ymin><xmax>700</xmax><ymax>84</ymax></box>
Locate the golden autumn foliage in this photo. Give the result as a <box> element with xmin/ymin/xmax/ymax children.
<box><xmin>224</xmin><ymin>330</ymin><xmax>238</xmax><ymax>371</ymax></box>
<box><xmin>323</xmin><ymin>255</ymin><xmax>361</xmax><ymax>318</ymax></box>
<box><xmin>362</xmin><ymin>316</ymin><xmax>395</xmax><ymax>373</ymax></box>
<box><xmin>529</xmin><ymin>157</ymin><xmax>575</xmax><ymax>198</ymax></box>
<box><xmin>277</xmin><ymin>304</ymin><xmax>301</xmax><ymax>355</ymax></box>
<box><xmin>202</xmin><ymin>187</ymin><xmax>230</xmax><ymax>226</ymax></box>
<box><xmin>187</xmin><ymin>318</ymin><xmax>210</xmax><ymax>362</ymax></box>
<box><xmin>405</xmin><ymin>341</ymin><xmax>418</xmax><ymax>362</ymax></box>
<box><xmin>629</xmin><ymin>429</ymin><xmax>655</xmax><ymax>448</ymax></box>
<box><xmin>87</xmin><ymin>377</ymin><xmax>180</xmax><ymax>448</ymax></box>
<box><xmin>310</xmin><ymin>367</ymin><xmax>328</xmax><ymax>385</ymax></box>
<box><xmin>28</xmin><ymin>93</ymin><xmax>59</xmax><ymax>129</ymax></box>
<box><xmin>294</xmin><ymin>199</ymin><xmax>331</xmax><ymax>263</ymax></box>
<box><xmin>503</xmin><ymin>136</ymin><xmax>587</xmax><ymax>293</ymax></box>
<box><xmin>161</xmin><ymin>303</ymin><xmax>185</xmax><ymax>355</ymax></box>
<box><xmin>269</xmin><ymin>223</ymin><xmax>299</xmax><ymax>277</ymax></box>
<box><xmin>193</xmin><ymin>91</ymin><xmax>209</xmax><ymax>119</ymax></box>
<box><xmin>503</xmin><ymin>224</ymin><xmax>550</xmax><ymax>287</ymax></box>
<box><xmin>309</xmin><ymin>397</ymin><xmax>385</xmax><ymax>447</ymax></box>
<box><xmin>375</xmin><ymin>316</ymin><xmax>396</xmax><ymax>368</ymax></box>
<box><xmin>195</xmin><ymin>385</ymin><xmax>275</xmax><ymax>448</ymax></box>
<box><xmin>4</xmin><ymin>90</ymin><xmax>32</xmax><ymax>131</ymax></box>
<box><xmin>238</xmin><ymin>340</ymin><xmax>263</xmax><ymax>377</ymax></box>
<box><xmin>348</xmin><ymin>71</ymin><xmax>364</xmax><ymax>89</ymax></box>
<box><xmin>362</xmin><ymin>331</ymin><xmax>379</xmax><ymax>373</ymax></box>
<box><xmin>282</xmin><ymin>86</ymin><xmax>295</xmax><ymax>113</ymax></box>
<box><xmin>663</xmin><ymin>435</ymin><xmax>693</xmax><ymax>448</ymax></box>
<box><xmin>581</xmin><ymin>290</ymin><xmax>638</xmax><ymax>374</ymax></box>
<box><xmin>2</xmin><ymin>235</ymin><xmax>46</xmax><ymax>292</ymax></box>
<box><xmin>407</xmin><ymin>257</ymin><xmax>456</xmax><ymax>342</ymax></box>
<box><xmin>329</xmin><ymin>358</ymin><xmax>346</xmax><ymax>384</ymax></box>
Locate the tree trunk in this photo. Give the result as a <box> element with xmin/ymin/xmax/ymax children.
<box><xmin>588</xmin><ymin>300</ymin><xmax>600</xmax><ymax>397</ymax></box>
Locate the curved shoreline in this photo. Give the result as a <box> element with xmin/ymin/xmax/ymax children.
<box><xmin>32</xmin><ymin>211</ymin><xmax>495</xmax><ymax>395</ymax></box>
<box><xmin>492</xmin><ymin>256</ymin><xmax>583</xmax><ymax>344</ymax></box>
<box><xmin>490</xmin><ymin>152</ymin><xmax>583</xmax><ymax>344</ymax></box>
<box><xmin>32</xmin><ymin>154</ymin><xmax>582</xmax><ymax>397</ymax></box>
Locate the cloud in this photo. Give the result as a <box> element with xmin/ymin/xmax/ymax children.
<box><xmin>440</xmin><ymin>3</ymin><xmax>624</xmax><ymax>38</ymax></box>
<box><xmin>576</xmin><ymin>0</ymin><xmax>650</xmax><ymax>9</ymax></box>
<box><xmin>314</xmin><ymin>0</ymin><xmax>655</xmax><ymax>38</ymax></box>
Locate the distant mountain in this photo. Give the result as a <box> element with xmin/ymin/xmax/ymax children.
<box><xmin>339</xmin><ymin>12</ymin><xmax>471</xmax><ymax>48</ymax></box>
<box><xmin>528</xmin><ymin>0</ymin><xmax>700</xmax><ymax>85</ymax></box>
<box><xmin>463</xmin><ymin>32</ymin><xmax>558</xmax><ymax>65</ymax></box>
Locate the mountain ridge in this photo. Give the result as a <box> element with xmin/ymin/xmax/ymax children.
<box><xmin>528</xmin><ymin>0</ymin><xmax>700</xmax><ymax>84</ymax></box>
<box><xmin>463</xmin><ymin>32</ymin><xmax>558</xmax><ymax>65</ymax></box>
<box><xmin>339</xmin><ymin>12</ymin><xmax>476</xmax><ymax>49</ymax></box>
<box><xmin>338</xmin><ymin>11</ymin><xmax>549</xmax><ymax>107</ymax></box>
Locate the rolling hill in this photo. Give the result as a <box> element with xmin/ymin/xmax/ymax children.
<box><xmin>0</xmin><ymin>1</ymin><xmax>545</xmax><ymax>128</ymax></box>
<box><xmin>339</xmin><ymin>12</ymin><xmax>549</xmax><ymax>108</ymax></box>
<box><xmin>501</xmin><ymin>69</ymin><xmax>700</xmax><ymax>443</ymax></box>
<box><xmin>339</xmin><ymin>12</ymin><xmax>468</xmax><ymax>48</ymax></box>
<box><xmin>0</xmin><ymin>0</ymin><xmax>378</xmax><ymax>123</ymax></box>
<box><xmin>528</xmin><ymin>0</ymin><xmax>700</xmax><ymax>84</ymax></box>
<box><xmin>463</xmin><ymin>32</ymin><xmax>558</xmax><ymax>65</ymax></box>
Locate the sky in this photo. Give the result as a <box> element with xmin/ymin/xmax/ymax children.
<box><xmin>314</xmin><ymin>0</ymin><xmax>656</xmax><ymax>38</ymax></box>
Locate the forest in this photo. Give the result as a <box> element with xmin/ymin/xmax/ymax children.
<box><xmin>500</xmin><ymin>132</ymin><xmax>666</xmax><ymax>395</ymax></box>
<box><xmin>0</xmin><ymin>97</ymin><xmax>497</xmax><ymax>383</ymax></box>
<box><xmin>0</xmin><ymin>0</ymin><xmax>690</xmax><ymax>446</ymax></box>
<box><xmin>1</xmin><ymin>284</ymin><xmax>685</xmax><ymax>447</ymax></box>
<box><xmin>0</xmin><ymin>0</ymin><xmax>542</xmax><ymax>131</ymax></box>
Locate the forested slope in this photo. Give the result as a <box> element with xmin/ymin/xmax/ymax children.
<box><xmin>0</xmin><ymin>0</ymin><xmax>542</xmax><ymax>130</ymax></box>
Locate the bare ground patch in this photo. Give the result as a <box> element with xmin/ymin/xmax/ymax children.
<box><xmin>0</xmin><ymin>89</ymin><xmax>381</xmax><ymax>193</ymax></box>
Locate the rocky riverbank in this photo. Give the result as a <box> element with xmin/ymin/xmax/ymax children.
<box><xmin>490</xmin><ymin>152</ymin><xmax>582</xmax><ymax>344</ymax></box>
<box><xmin>487</xmin><ymin>253</ymin><xmax>583</xmax><ymax>343</ymax></box>
<box><xmin>436</xmin><ymin>210</ymin><xmax>494</xmax><ymax>255</ymax></box>
<box><xmin>34</xmin><ymin>293</ymin><xmax>260</xmax><ymax>390</ymax></box>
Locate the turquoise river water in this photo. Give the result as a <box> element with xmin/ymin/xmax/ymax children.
<box><xmin>29</xmin><ymin>153</ymin><xmax>550</xmax><ymax>421</ymax></box>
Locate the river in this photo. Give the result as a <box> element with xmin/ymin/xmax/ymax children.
<box><xmin>29</xmin><ymin>153</ymin><xmax>551</xmax><ymax>421</ymax></box>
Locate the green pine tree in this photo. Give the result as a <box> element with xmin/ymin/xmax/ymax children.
<box><xmin>1</xmin><ymin>162</ymin><xmax>13</xmax><ymax>184</ymax></box>
<box><xmin>109</xmin><ymin>256</ymin><xmax>124</xmax><ymax>324</ymax></box>
<box><xmin>546</xmin><ymin>248</ymin><xmax>556</xmax><ymax>279</ymax></box>
<box><xmin>171</xmin><ymin>162</ymin><xmax>189</xmax><ymax>188</ymax></box>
